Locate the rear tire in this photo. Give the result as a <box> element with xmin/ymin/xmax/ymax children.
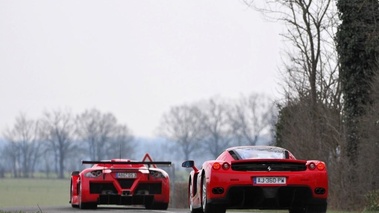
<box><xmin>78</xmin><ymin>183</ymin><xmax>97</xmax><ymax>209</ymax></box>
<box><xmin>191</xmin><ymin>206</ymin><xmax>203</xmax><ymax>213</ymax></box>
<box><xmin>79</xmin><ymin>202</ymin><xmax>97</xmax><ymax>209</ymax></box>
<box><xmin>145</xmin><ymin>202</ymin><xmax>169</xmax><ymax>210</ymax></box>
<box><xmin>290</xmin><ymin>203</ymin><xmax>327</xmax><ymax>213</ymax></box>
<box><xmin>71</xmin><ymin>204</ymin><xmax>79</xmax><ymax>208</ymax></box>
<box><xmin>189</xmin><ymin>176</ymin><xmax>203</xmax><ymax>213</ymax></box>
<box><xmin>289</xmin><ymin>207</ymin><xmax>306</xmax><ymax>213</ymax></box>
<box><xmin>154</xmin><ymin>202</ymin><xmax>169</xmax><ymax>210</ymax></box>
<box><xmin>306</xmin><ymin>204</ymin><xmax>327</xmax><ymax>213</ymax></box>
<box><xmin>69</xmin><ymin>179</ymin><xmax>79</xmax><ymax>208</ymax></box>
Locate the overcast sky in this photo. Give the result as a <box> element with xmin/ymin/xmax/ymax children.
<box><xmin>0</xmin><ymin>0</ymin><xmax>283</xmax><ymax>138</ymax></box>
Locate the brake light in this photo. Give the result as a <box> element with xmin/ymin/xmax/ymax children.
<box><xmin>317</xmin><ymin>163</ymin><xmax>325</xmax><ymax>171</ymax></box>
<box><xmin>212</xmin><ymin>163</ymin><xmax>221</xmax><ymax>170</ymax></box>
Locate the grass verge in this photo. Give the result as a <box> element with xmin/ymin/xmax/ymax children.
<box><xmin>0</xmin><ymin>178</ymin><xmax>69</xmax><ymax>208</ymax></box>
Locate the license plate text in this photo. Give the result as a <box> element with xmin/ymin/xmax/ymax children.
<box><xmin>253</xmin><ymin>177</ymin><xmax>286</xmax><ymax>185</ymax></box>
<box><xmin>116</xmin><ymin>173</ymin><xmax>137</xmax><ymax>178</ymax></box>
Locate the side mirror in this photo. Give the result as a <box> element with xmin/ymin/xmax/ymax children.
<box><xmin>182</xmin><ymin>160</ymin><xmax>195</xmax><ymax>168</ymax></box>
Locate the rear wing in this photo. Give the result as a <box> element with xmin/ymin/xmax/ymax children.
<box><xmin>82</xmin><ymin>153</ymin><xmax>171</xmax><ymax>168</ymax></box>
<box><xmin>82</xmin><ymin>161</ymin><xmax>171</xmax><ymax>166</ymax></box>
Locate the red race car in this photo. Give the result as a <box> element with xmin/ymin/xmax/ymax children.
<box><xmin>182</xmin><ymin>146</ymin><xmax>328</xmax><ymax>213</ymax></box>
<box><xmin>70</xmin><ymin>153</ymin><xmax>171</xmax><ymax>210</ymax></box>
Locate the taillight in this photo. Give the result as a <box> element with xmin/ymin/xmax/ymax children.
<box><xmin>212</xmin><ymin>162</ymin><xmax>230</xmax><ymax>170</ymax></box>
<box><xmin>84</xmin><ymin>170</ymin><xmax>102</xmax><ymax>178</ymax></box>
<box><xmin>222</xmin><ymin>162</ymin><xmax>230</xmax><ymax>170</ymax></box>
<box><xmin>317</xmin><ymin>163</ymin><xmax>325</xmax><ymax>171</ymax></box>
<box><xmin>308</xmin><ymin>163</ymin><xmax>316</xmax><ymax>170</ymax></box>
<box><xmin>150</xmin><ymin>170</ymin><xmax>165</xmax><ymax>178</ymax></box>
<box><xmin>308</xmin><ymin>162</ymin><xmax>325</xmax><ymax>171</ymax></box>
<box><xmin>212</xmin><ymin>163</ymin><xmax>221</xmax><ymax>170</ymax></box>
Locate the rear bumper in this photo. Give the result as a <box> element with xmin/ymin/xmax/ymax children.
<box><xmin>204</xmin><ymin>169</ymin><xmax>328</xmax><ymax>210</ymax></box>
<box><xmin>79</xmin><ymin>180</ymin><xmax>170</xmax><ymax>205</ymax></box>
<box><xmin>208</xmin><ymin>185</ymin><xmax>327</xmax><ymax>210</ymax></box>
<box><xmin>98</xmin><ymin>194</ymin><xmax>154</xmax><ymax>205</ymax></box>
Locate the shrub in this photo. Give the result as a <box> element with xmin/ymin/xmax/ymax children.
<box><xmin>365</xmin><ymin>189</ymin><xmax>379</xmax><ymax>211</ymax></box>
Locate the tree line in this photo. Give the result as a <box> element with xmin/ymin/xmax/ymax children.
<box><xmin>0</xmin><ymin>109</ymin><xmax>134</xmax><ymax>179</ymax></box>
<box><xmin>0</xmin><ymin>94</ymin><xmax>275</xmax><ymax>180</ymax></box>
<box><xmin>158</xmin><ymin>94</ymin><xmax>276</xmax><ymax>161</ymax></box>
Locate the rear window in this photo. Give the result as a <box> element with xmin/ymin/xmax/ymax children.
<box><xmin>233</xmin><ymin>147</ymin><xmax>286</xmax><ymax>159</ymax></box>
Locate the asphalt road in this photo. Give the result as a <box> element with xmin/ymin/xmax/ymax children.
<box><xmin>0</xmin><ymin>206</ymin><xmax>279</xmax><ymax>213</ymax></box>
<box><xmin>1</xmin><ymin>206</ymin><xmax>187</xmax><ymax>213</ymax></box>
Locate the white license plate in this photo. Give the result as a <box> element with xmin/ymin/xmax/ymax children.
<box><xmin>116</xmin><ymin>173</ymin><xmax>137</xmax><ymax>178</ymax></box>
<box><xmin>253</xmin><ymin>177</ymin><xmax>286</xmax><ymax>185</ymax></box>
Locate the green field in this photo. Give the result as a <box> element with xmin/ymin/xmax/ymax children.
<box><xmin>0</xmin><ymin>178</ymin><xmax>69</xmax><ymax>208</ymax></box>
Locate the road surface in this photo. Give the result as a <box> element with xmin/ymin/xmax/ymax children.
<box><xmin>3</xmin><ymin>206</ymin><xmax>182</xmax><ymax>213</ymax></box>
<box><xmin>0</xmin><ymin>206</ymin><xmax>283</xmax><ymax>213</ymax></box>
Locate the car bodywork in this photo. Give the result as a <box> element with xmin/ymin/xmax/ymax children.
<box><xmin>70</xmin><ymin>153</ymin><xmax>171</xmax><ymax>210</ymax></box>
<box><xmin>182</xmin><ymin>146</ymin><xmax>328</xmax><ymax>213</ymax></box>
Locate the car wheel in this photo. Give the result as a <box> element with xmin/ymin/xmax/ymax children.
<box><xmin>79</xmin><ymin>202</ymin><xmax>97</xmax><ymax>209</ymax></box>
<box><xmin>190</xmin><ymin>195</ymin><xmax>203</xmax><ymax>213</ymax></box>
<box><xmin>154</xmin><ymin>202</ymin><xmax>169</xmax><ymax>210</ymax></box>
<box><xmin>201</xmin><ymin>175</ymin><xmax>225</xmax><ymax>213</ymax></box>
<box><xmin>145</xmin><ymin>202</ymin><xmax>168</xmax><ymax>210</ymax></box>
<box><xmin>190</xmin><ymin>204</ymin><xmax>203</xmax><ymax>213</ymax></box>
<box><xmin>290</xmin><ymin>204</ymin><xmax>327</xmax><ymax>213</ymax></box>
<box><xmin>189</xmin><ymin>177</ymin><xmax>202</xmax><ymax>213</ymax></box>
<box><xmin>289</xmin><ymin>207</ymin><xmax>306</xmax><ymax>213</ymax></box>
<box><xmin>70</xmin><ymin>179</ymin><xmax>78</xmax><ymax>208</ymax></box>
<box><xmin>305</xmin><ymin>204</ymin><xmax>327</xmax><ymax>213</ymax></box>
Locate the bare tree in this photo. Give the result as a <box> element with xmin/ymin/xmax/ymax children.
<box><xmin>3</xmin><ymin>114</ymin><xmax>41</xmax><ymax>178</ymax></box>
<box><xmin>39</xmin><ymin>109</ymin><xmax>76</xmax><ymax>179</ymax></box>
<box><xmin>198</xmin><ymin>97</ymin><xmax>233</xmax><ymax>158</ymax></box>
<box><xmin>2</xmin><ymin>136</ymin><xmax>20</xmax><ymax>177</ymax></box>
<box><xmin>246</xmin><ymin>0</ymin><xmax>342</xmax><ymax>151</ymax></box>
<box><xmin>159</xmin><ymin>104</ymin><xmax>205</xmax><ymax>161</ymax></box>
<box><xmin>76</xmin><ymin>109</ymin><xmax>119</xmax><ymax>160</ymax></box>
<box><xmin>0</xmin><ymin>146</ymin><xmax>5</xmax><ymax>178</ymax></box>
<box><xmin>245</xmin><ymin>1</ymin><xmax>346</xmax><ymax>208</ymax></box>
<box><xmin>106</xmin><ymin>124</ymin><xmax>135</xmax><ymax>159</ymax></box>
<box><xmin>246</xmin><ymin>0</ymin><xmax>340</xmax><ymax>107</ymax></box>
<box><xmin>229</xmin><ymin>94</ymin><xmax>275</xmax><ymax>146</ymax></box>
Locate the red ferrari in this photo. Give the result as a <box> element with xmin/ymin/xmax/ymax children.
<box><xmin>70</xmin><ymin>153</ymin><xmax>171</xmax><ymax>210</ymax></box>
<box><xmin>182</xmin><ymin>146</ymin><xmax>328</xmax><ymax>213</ymax></box>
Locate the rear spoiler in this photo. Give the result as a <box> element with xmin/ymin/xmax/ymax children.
<box><xmin>82</xmin><ymin>161</ymin><xmax>171</xmax><ymax>166</ymax></box>
<box><xmin>82</xmin><ymin>153</ymin><xmax>171</xmax><ymax>168</ymax></box>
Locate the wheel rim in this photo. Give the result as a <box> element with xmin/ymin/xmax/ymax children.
<box><xmin>202</xmin><ymin>178</ymin><xmax>207</xmax><ymax>212</ymax></box>
<box><xmin>189</xmin><ymin>178</ymin><xmax>193</xmax><ymax>211</ymax></box>
<box><xmin>189</xmin><ymin>187</ymin><xmax>193</xmax><ymax>211</ymax></box>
